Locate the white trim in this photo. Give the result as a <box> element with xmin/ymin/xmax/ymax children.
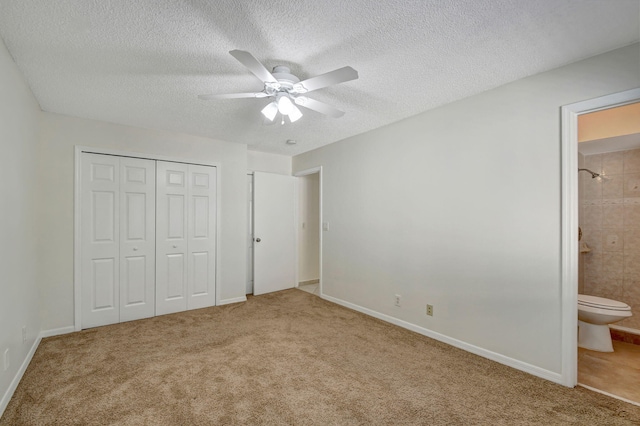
<box><xmin>578</xmin><ymin>384</ymin><xmax>640</xmax><ymax>408</ymax></box>
<box><xmin>74</xmin><ymin>148</ymin><xmax>82</xmax><ymax>331</ymax></box>
<box><xmin>218</xmin><ymin>296</ymin><xmax>247</xmax><ymax>305</ymax></box>
<box><xmin>0</xmin><ymin>337</ymin><xmax>41</xmax><ymax>417</ymax></box>
<box><xmin>560</xmin><ymin>88</ymin><xmax>640</xmax><ymax>388</ymax></box>
<box><xmin>40</xmin><ymin>326</ymin><xmax>76</xmax><ymax>338</ymax></box>
<box><xmin>246</xmin><ymin>172</ymin><xmax>255</xmax><ymax>295</ymax></box>
<box><xmin>293</xmin><ymin>166</ymin><xmax>323</xmax><ymax>298</ymax></box>
<box><xmin>293</xmin><ymin>176</ymin><xmax>299</xmax><ymax>288</ymax></box>
<box><xmin>560</xmin><ymin>105</ymin><xmax>579</xmax><ymax>387</ymax></box>
<box><xmin>321</xmin><ymin>294</ymin><xmax>563</xmax><ymax>384</ymax></box>
<box><xmin>73</xmin><ymin>146</ymin><xmax>222</xmax><ymax>331</ymax></box>
<box><xmin>1</xmin><ymin>325</ymin><xmax>83</xmax><ymax>417</ymax></box>
<box><xmin>74</xmin><ymin>146</ymin><xmax>221</xmax><ymax>168</ymax></box>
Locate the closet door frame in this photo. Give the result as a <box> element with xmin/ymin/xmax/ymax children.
<box><xmin>73</xmin><ymin>146</ymin><xmax>221</xmax><ymax>332</ymax></box>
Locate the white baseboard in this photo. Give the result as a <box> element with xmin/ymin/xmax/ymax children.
<box><xmin>320</xmin><ymin>293</ymin><xmax>563</xmax><ymax>385</ymax></box>
<box><xmin>40</xmin><ymin>326</ymin><xmax>76</xmax><ymax>338</ymax></box>
<box><xmin>218</xmin><ymin>296</ymin><xmax>247</xmax><ymax>306</ymax></box>
<box><xmin>0</xmin><ymin>336</ymin><xmax>41</xmax><ymax>417</ymax></box>
<box><xmin>0</xmin><ymin>325</ymin><xmax>77</xmax><ymax>418</ymax></box>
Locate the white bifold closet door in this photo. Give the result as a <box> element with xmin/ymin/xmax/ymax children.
<box><xmin>81</xmin><ymin>153</ymin><xmax>156</xmax><ymax>328</ymax></box>
<box><xmin>156</xmin><ymin>161</ymin><xmax>217</xmax><ymax>315</ymax></box>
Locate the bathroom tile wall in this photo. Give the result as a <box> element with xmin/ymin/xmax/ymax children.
<box><xmin>580</xmin><ymin>148</ymin><xmax>640</xmax><ymax>330</ymax></box>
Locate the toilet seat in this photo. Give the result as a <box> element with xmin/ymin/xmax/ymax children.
<box><xmin>578</xmin><ymin>294</ymin><xmax>630</xmax><ymax>311</ymax></box>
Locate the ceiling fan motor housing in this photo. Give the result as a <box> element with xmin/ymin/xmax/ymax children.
<box><xmin>270</xmin><ymin>66</ymin><xmax>300</xmax><ymax>92</ymax></box>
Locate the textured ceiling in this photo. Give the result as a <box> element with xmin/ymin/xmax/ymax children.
<box><xmin>0</xmin><ymin>1</ymin><xmax>638</xmax><ymax>155</ymax></box>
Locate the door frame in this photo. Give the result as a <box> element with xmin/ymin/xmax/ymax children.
<box><xmin>246</xmin><ymin>172</ymin><xmax>254</xmax><ymax>295</ymax></box>
<box><xmin>560</xmin><ymin>87</ymin><xmax>640</xmax><ymax>387</ymax></box>
<box><xmin>293</xmin><ymin>166</ymin><xmax>323</xmax><ymax>296</ymax></box>
<box><xmin>73</xmin><ymin>146</ymin><xmax>221</xmax><ymax>331</ymax></box>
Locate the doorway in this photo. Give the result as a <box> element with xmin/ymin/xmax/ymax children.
<box><xmin>246</xmin><ymin>169</ymin><xmax>321</xmax><ymax>297</ymax></box>
<box><xmin>575</xmin><ymin>101</ymin><xmax>640</xmax><ymax>405</ymax></box>
<box><xmin>561</xmin><ymin>88</ymin><xmax>640</xmax><ymax>392</ymax></box>
<box><xmin>246</xmin><ymin>171</ymin><xmax>297</xmax><ymax>296</ymax></box>
<box><xmin>295</xmin><ymin>167</ymin><xmax>323</xmax><ymax>297</ymax></box>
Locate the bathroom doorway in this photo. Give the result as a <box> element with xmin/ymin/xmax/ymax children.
<box><xmin>295</xmin><ymin>167</ymin><xmax>322</xmax><ymax>297</ymax></box>
<box><xmin>577</xmin><ymin>101</ymin><xmax>640</xmax><ymax>405</ymax></box>
<box><xmin>562</xmin><ymin>88</ymin><xmax>640</xmax><ymax>404</ymax></box>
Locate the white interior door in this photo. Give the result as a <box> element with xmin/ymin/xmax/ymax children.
<box><xmin>253</xmin><ymin>172</ymin><xmax>296</xmax><ymax>295</ymax></box>
<box><xmin>186</xmin><ymin>164</ymin><xmax>217</xmax><ymax>310</ymax></box>
<box><xmin>81</xmin><ymin>153</ymin><xmax>120</xmax><ymax>328</ymax></box>
<box><xmin>119</xmin><ymin>157</ymin><xmax>156</xmax><ymax>322</ymax></box>
<box><xmin>156</xmin><ymin>161</ymin><xmax>189</xmax><ymax>315</ymax></box>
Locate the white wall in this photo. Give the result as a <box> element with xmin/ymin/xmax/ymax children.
<box><xmin>38</xmin><ymin>113</ymin><xmax>248</xmax><ymax>330</ymax></box>
<box><xmin>298</xmin><ymin>173</ymin><xmax>320</xmax><ymax>282</ymax></box>
<box><xmin>293</xmin><ymin>44</ymin><xmax>640</xmax><ymax>376</ymax></box>
<box><xmin>0</xmin><ymin>37</ymin><xmax>41</xmax><ymax>410</ymax></box>
<box><xmin>247</xmin><ymin>150</ymin><xmax>292</xmax><ymax>175</ymax></box>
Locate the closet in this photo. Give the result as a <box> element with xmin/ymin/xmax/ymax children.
<box><xmin>80</xmin><ymin>153</ymin><xmax>216</xmax><ymax>329</ymax></box>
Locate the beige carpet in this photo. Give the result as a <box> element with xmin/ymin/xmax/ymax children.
<box><xmin>2</xmin><ymin>289</ymin><xmax>639</xmax><ymax>425</ymax></box>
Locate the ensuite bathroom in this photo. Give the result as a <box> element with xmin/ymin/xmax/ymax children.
<box><xmin>577</xmin><ymin>101</ymin><xmax>640</xmax><ymax>405</ymax></box>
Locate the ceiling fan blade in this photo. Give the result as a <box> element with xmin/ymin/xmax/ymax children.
<box><xmin>294</xmin><ymin>97</ymin><xmax>345</xmax><ymax>118</ymax></box>
<box><xmin>293</xmin><ymin>66</ymin><xmax>358</xmax><ymax>93</ymax></box>
<box><xmin>198</xmin><ymin>92</ymin><xmax>268</xmax><ymax>100</ymax></box>
<box><xmin>229</xmin><ymin>50</ymin><xmax>278</xmax><ymax>84</ymax></box>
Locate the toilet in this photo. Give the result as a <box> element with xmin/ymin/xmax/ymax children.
<box><xmin>578</xmin><ymin>294</ymin><xmax>632</xmax><ymax>352</ymax></box>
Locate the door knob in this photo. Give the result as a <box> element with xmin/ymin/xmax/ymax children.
<box><xmin>133</xmin><ymin>247</ymin><xmax>138</xmax><ymax>251</ymax></box>
<box><xmin>255</xmin><ymin>238</ymin><xmax>261</xmax><ymax>243</ymax></box>
<box><xmin>173</xmin><ymin>244</ymin><xmax>177</xmax><ymax>248</ymax></box>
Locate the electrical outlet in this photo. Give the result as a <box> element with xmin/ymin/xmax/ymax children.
<box><xmin>22</xmin><ymin>326</ymin><xmax>27</xmax><ymax>344</ymax></box>
<box><xmin>394</xmin><ymin>294</ymin><xmax>401</xmax><ymax>307</ymax></box>
<box><xmin>426</xmin><ymin>304</ymin><xmax>434</xmax><ymax>316</ymax></box>
<box><xmin>3</xmin><ymin>349</ymin><xmax>9</xmax><ymax>371</ymax></box>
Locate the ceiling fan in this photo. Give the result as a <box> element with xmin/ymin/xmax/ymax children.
<box><xmin>198</xmin><ymin>50</ymin><xmax>358</xmax><ymax>124</ymax></box>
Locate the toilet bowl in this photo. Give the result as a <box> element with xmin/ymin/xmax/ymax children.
<box><xmin>578</xmin><ymin>294</ymin><xmax>632</xmax><ymax>352</ymax></box>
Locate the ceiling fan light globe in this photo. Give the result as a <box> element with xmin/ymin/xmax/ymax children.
<box><xmin>288</xmin><ymin>105</ymin><xmax>303</xmax><ymax>122</ymax></box>
<box><xmin>261</xmin><ymin>102</ymin><xmax>278</xmax><ymax>121</ymax></box>
<box><xmin>277</xmin><ymin>95</ymin><xmax>294</xmax><ymax>115</ymax></box>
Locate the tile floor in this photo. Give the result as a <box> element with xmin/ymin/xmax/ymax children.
<box><xmin>297</xmin><ymin>282</ymin><xmax>319</xmax><ymax>296</ymax></box>
<box><xmin>578</xmin><ymin>340</ymin><xmax>640</xmax><ymax>405</ymax></box>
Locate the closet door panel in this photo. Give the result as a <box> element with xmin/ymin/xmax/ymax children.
<box><xmin>119</xmin><ymin>157</ymin><xmax>156</xmax><ymax>322</ymax></box>
<box><xmin>81</xmin><ymin>153</ymin><xmax>120</xmax><ymax>328</ymax></box>
<box><xmin>156</xmin><ymin>161</ymin><xmax>189</xmax><ymax>315</ymax></box>
<box><xmin>187</xmin><ymin>165</ymin><xmax>217</xmax><ymax>310</ymax></box>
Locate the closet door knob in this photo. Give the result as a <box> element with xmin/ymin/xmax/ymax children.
<box><xmin>173</xmin><ymin>244</ymin><xmax>177</xmax><ymax>248</ymax></box>
<box><xmin>133</xmin><ymin>247</ymin><xmax>138</xmax><ymax>251</ymax></box>
<box><xmin>256</xmin><ymin>238</ymin><xmax>261</xmax><ymax>243</ymax></box>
